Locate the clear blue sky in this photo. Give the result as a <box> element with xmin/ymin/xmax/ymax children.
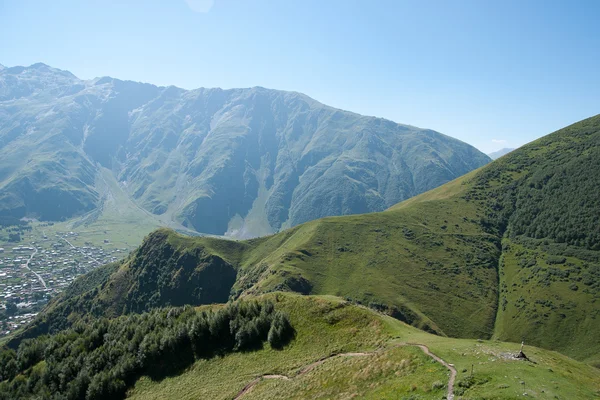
<box><xmin>1</xmin><ymin>0</ymin><xmax>599</xmax><ymax>153</ymax></box>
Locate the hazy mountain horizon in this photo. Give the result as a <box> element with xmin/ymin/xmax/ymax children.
<box><xmin>487</xmin><ymin>147</ymin><xmax>516</xmax><ymax>160</ymax></box>
<box><xmin>0</xmin><ymin>62</ymin><xmax>491</xmax><ymax>238</ymax></box>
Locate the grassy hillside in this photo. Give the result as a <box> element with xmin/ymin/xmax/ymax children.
<box><xmin>0</xmin><ymin>296</ymin><xmax>294</xmax><ymax>400</ymax></box>
<box><xmin>124</xmin><ymin>294</ymin><xmax>600</xmax><ymax>400</ymax></box>
<box><xmin>14</xmin><ymin>114</ymin><xmax>600</xmax><ymax>366</ymax></box>
<box><xmin>3</xmin><ymin>294</ymin><xmax>599</xmax><ymax>400</ymax></box>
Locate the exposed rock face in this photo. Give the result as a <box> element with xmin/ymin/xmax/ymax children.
<box><xmin>0</xmin><ymin>63</ymin><xmax>491</xmax><ymax>236</ymax></box>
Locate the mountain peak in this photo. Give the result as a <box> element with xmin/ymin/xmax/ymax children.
<box><xmin>29</xmin><ymin>62</ymin><xmax>51</xmax><ymax>69</ymax></box>
<box><xmin>26</xmin><ymin>62</ymin><xmax>75</xmax><ymax>77</ymax></box>
<box><xmin>487</xmin><ymin>147</ymin><xmax>515</xmax><ymax>160</ymax></box>
<box><xmin>93</xmin><ymin>76</ymin><xmax>115</xmax><ymax>85</ymax></box>
<box><xmin>0</xmin><ymin>62</ymin><xmax>78</xmax><ymax>80</ymax></box>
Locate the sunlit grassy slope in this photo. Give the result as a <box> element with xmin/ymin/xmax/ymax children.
<box><xmin>127</xmin><ymin>293</ymin><xmax>600</xmax><ymax>400</ymax></box>
<box><xmin>21</xmin><ymin>114</ymin><xmax>600</xmax><ymax>366</ymax></box>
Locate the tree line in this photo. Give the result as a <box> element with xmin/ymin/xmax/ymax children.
<box><xmin>0</xmin><ymin>299</ymin><xmax>293</xmax><ymax>400</ymax></box>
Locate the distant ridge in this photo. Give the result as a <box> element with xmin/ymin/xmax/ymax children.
<box><xmin>487</xmin><ymin>147</ymin><xmax>515</xmax><ymax>159</ymax></box>
<box><xmin>0</xmin><ymin>63</ymin><xmax>490</xmax><ymax>238</ymax></box>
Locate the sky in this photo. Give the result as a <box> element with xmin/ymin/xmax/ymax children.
<box><xmin>1</xmin><ymin>0</ymin><xmax>599</xmax><ymax>153</ymax></box>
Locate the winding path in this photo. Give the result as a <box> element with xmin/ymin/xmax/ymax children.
<box><xmin>409</xmin><ymin>343</ymin><xmax>457</xmax><ymax>400</ymax></box>
<box><xmin>233</xmin><ymin>343</ymin><xmax>456</xmax><ymax>400</ymax></box>
<box><xmin>21</xmin><ymin>246</ymin><xmax>47</xmax><ymax>289</ymax></box>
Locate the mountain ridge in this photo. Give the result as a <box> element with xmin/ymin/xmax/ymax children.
<box><xmin>15</xmin><ymin>114</ymin><xmax>600</xmax><ymax>367</ymax></box>
<box><xmin>487</xmin><ymin>147</ymin><xmax>515</xmax><ymax>159</ymax></box>
<box><xmin>0</xmin><ymin>63</ymin><xmax>490</xmax><ymax>238</ymax></box>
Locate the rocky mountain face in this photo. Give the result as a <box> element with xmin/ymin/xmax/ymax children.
<box><xmin>0</xmin><ymin>63</ymin><xmax>490</xmax><ymax>237</ymax></box>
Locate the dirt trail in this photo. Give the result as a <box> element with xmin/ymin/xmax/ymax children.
<box><xmin>21</xmin><ymin>247</ymin><xmax>46</xmax><ymax>289</ymax></box>
<box><xmin>233</xmin><ymin>344</ymin><xmax>455</xmax><ymax>400</ymax></box>
<box><xmin>409</xmin><ymin>343</ymin><xmax>457</xmax><ymax>400</ymax></box>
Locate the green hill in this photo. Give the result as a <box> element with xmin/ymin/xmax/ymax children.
<box><xmin>128</xmin><ymin>294</ymin><xmax>600</xmax><ymax>400</ymax></box>
<box><xmin>12</xmin><ymin>114</ymin><xmax>600</xmax><ymax>369</ymax></box>
<box><xmin>2</xmin><ymin>294</ymin><xmax>599</xmax><ymax>400</ymax></box>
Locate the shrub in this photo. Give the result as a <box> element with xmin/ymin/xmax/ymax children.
<box><xmin>432</xmin><ymin>380</ymin><xmax>445</xmax><ymax>390</ymax></box>
<box><xmin>569</xmin><ymin>283</ymin><xmax>579</xmax><ymax>291</ymax></box>
<box><xmin>547</xmin><ymin>256</ymin><xmax>567</xmax><ymax>265</ymax></box>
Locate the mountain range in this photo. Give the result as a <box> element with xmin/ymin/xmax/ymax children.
<box><xmin>0</xmin><ymin>63</ymin><xmax>490</xmax><ymax>238</ymax></box>
<box><xmin>16</xmin><ymin>114</ymin><xmax>600</xmax><ymax>369</ymax></box>
<box><xmin>2</xmin><ymin>63</ymin><xmax>599</xmax><ymax>400</ymax></box>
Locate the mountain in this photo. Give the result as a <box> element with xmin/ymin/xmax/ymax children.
<box><xmin>16</xmin><ymin>114</ymin><xmax>600</xmax><ymax>367</ymax></box>
<box><xmin>0</xmin><ymin>63</ymin><xmax>490</xmax><ymax>238</ymax></box>
<box><xmin>487</xmin><ymin>147</ymin><xmax>515</xmax><ymax>159</ymax></box>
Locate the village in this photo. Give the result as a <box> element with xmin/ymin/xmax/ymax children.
<box><xmin>0</xmin><ymin>231</ymin><xmax>127</xmax><ymax>337</ymax></box>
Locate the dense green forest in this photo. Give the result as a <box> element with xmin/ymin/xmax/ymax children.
<box><xmin>468</xmin><ymin>115</ymin><xmax>600</xmax><ymax>250</ymax></box>
<box><xmin>0</xmin><ymin>299</ymin><xmax>292</xmax><ymax>400</ymax></box>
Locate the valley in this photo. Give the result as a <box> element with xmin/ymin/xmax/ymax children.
<box><xmin>1</xmin><ymin>111</ymin><xmax>599</xmax><ymax>399</ymax></box>
<box><xmin>2</xmin><ymin>2</ymin><xmax>600</xmax><ymax>399</ymax></box>
<box><xmin>0</xmin><ymin>229</ymin><xmax>123</xmax><ymax>338</ymax></box>
<box><xmin>0</xmin><ymin>163</ymin><xmax>203</xmax><ymax>336</ymax></box>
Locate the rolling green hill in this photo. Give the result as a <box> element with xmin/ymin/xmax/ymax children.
<box><xmin>0</xmin><ymin>63</ymin><xmax>490</xmax><ymax>239</ymax></box>
<box><xmin>2</xmin><ymin>294</ymin><xmax>599</xmax><ymax>400</ymax></box>
<box><xmin>14</xmin><ymin>114</ymin><xmax>600</xmax><ymax>368</ymax></box>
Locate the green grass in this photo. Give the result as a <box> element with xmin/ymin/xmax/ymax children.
<box><xmin>127</xmin><ymin>293</ymin><xmax>397</xmax><ymax>400</ymax></box>
<box><xmin>145</xmin><ymin>194</ymin><xmax>499</xmax><ymax>340</ymax></box>
<box><xmin>242</xmin><ymin>200</ymin><xmax>498</xmax><ymax>338</ymax></box>
<box><xmin>244</xmin><ymin>346</ymin><xmax>447</xmax><ymax>400</ymax></box>
<box><xmin>390</xmin><ymin>320</ymin><xmax>600</xmax><ymax>400</ymax></box>
<box><xmin>149</xmin><ymin>173</ymin><xmax>498</xmax><ymax>341</ymax></box>
<box><xmin>494</xmin><ymin>238</ymin><xmax>600</xmax><ymax>366</ymax></box>
<box><xmin>127</xmin><ymin>293</ymin><xmax>600</xmax><ymax>400</ymax></box>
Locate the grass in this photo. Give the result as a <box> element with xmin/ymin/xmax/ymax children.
<box><xmin>164</xmin><ymin>176</ymin><xmax>500</xmax><ymax>341</ymax></box>
<box><xmin>494</xmin><ymin>238</ymin><xmax>600</xmax><ymax>365</ymax></box>
<box><xmin>245</xmin><ymin>346</ymin><xmax>447</xmax><ymax>400</ymax></box>
<box><xmin>127</xmin><ymin>293</ymin><xmax>600</xmax><ymax>400</ymax></box>
<box><xmin>391</xmin><ymin>319</ymin><xmax>600</xmax><ymax>400</ymax></box>
<box><xmin>127</xmin><ymin>293</ymin><xmax>398</xmax><ymax>400</ymax></box>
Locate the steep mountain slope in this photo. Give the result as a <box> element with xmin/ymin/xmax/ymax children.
<box><xmin>0</xmin><ymin>63</ymin><xmax>490</xmax><ymax>237</ymax></box>
<box><xmin>487</xmin><ymin>147</ymin><xmax>515</xmax><ymax>159</ymax></box>
<box><xmin>16</xmin><ymin>114</ymin><xmax>600</xmax><ymax>366</ymax></box>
